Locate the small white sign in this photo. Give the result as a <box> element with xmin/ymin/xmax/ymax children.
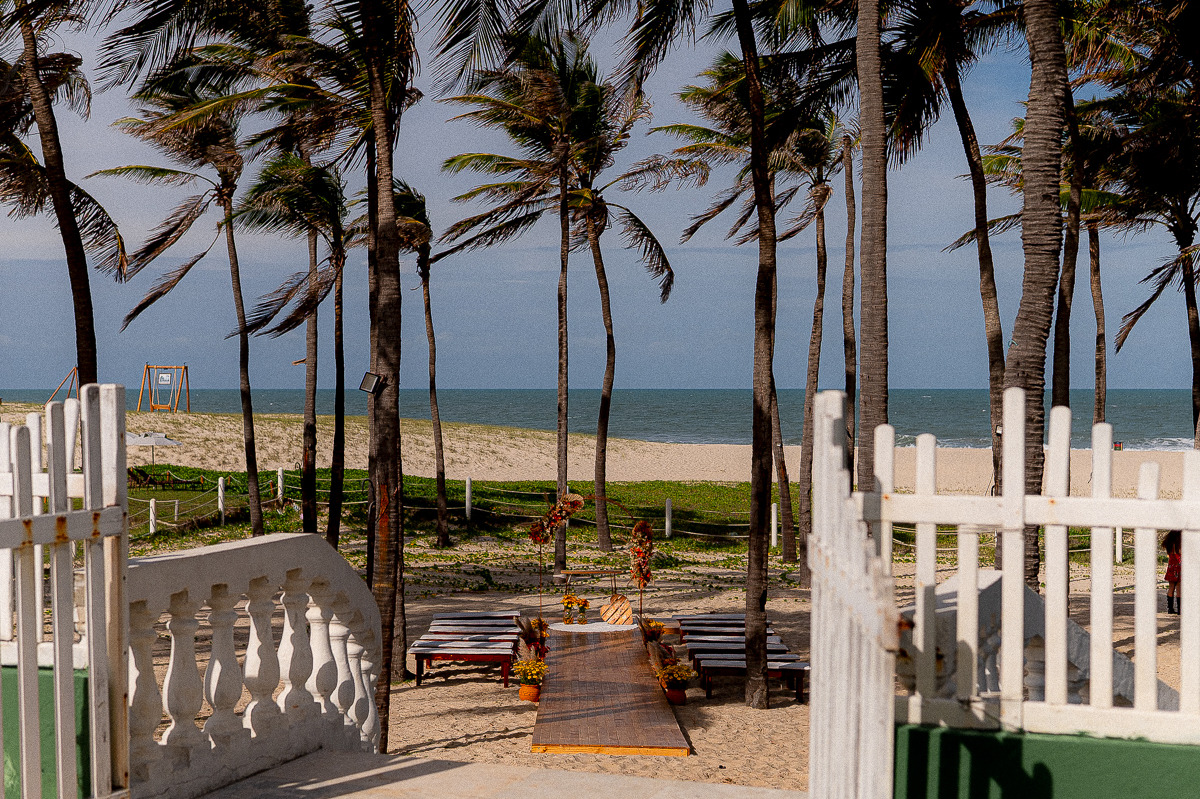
<box><xmin>157</xmin><ymin>373</ymin><xmax>172</xmax><ymax>385</ymax></box>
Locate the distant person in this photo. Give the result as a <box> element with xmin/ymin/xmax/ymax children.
<box><xmin>1164</xmin><ymin>530</ymin><xmax>1182</xmax><ymax>615</ymax></box>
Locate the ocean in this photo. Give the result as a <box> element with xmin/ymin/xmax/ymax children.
<box><xmin>0</xmin><ymin>387</ymin><xmax>1194</xmax><ymax>450</ymax></box>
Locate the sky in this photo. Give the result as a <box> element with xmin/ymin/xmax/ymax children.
<box><xmin>0</xmin><ymin>17</ymin><xmax>1188</xmax><ymax>392</ymax></box>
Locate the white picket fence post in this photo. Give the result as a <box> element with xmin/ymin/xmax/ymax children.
<box><xmin>218</xmin><ymin>477</ymin><xmax>226</xmax><ymax>525</ymax></box>
<box><xmin>277</xmin><ymin>468</ymin><xmax>285</xmax><ymax>503</ymax></box>
<box><xmin>150</xmin><ymin>498</ymin><xmax>158</xmax><ymax>534</ymax></box>
<box><xmin>465</xmin><ymin>477</ymin><xmax>472</xmax><ymax>521</ymax></box>
<box><xmin>664</xmin><ymin>497</ymin><xmax>672</xmax><ymax>539</ymax></box>
<box><xmin>770</xmin><ymin>502</ymin><xmax>778</xmax><ymax>548</ymax></box>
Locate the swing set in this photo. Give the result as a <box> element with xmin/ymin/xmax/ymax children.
<box><xmin>136</xmin><ymin>364</ymin><xmax>191</xmax><ymax>412</ymax></box>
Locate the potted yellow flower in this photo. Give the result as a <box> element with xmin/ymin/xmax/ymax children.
<box><xmin>655</xmin><ymin>663</ymin><xmax>696</xmax><ymax>705</ymax></box>
<box><xmin>512</xmin><ymin>658</ymin><xmax>548</xmax><ymax>702</ymax></box>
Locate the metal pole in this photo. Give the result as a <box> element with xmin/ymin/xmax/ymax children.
<box><xmin>218</xmin><ymin>477</ymin><xmax>226</xmax><ymax>526</ymax></box>
<box><xmin>665</xmin><ymin>497</ymin><xmax>672</xmax><ymax>539</ymax></box>
<box><xmin>465</xmin><ymin>477</ymin><xmax>473</xmax><ymax>521</ymax></box>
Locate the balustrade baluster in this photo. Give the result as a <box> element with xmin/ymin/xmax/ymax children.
<box><xmin>127</xmin><ymin>601</ymin><xmax>162</xmax><ymax>778</ymax></box>
<box><xmin>163</xmin><ymin>590</ymin><xmax>204</xmax><ymax>748</ymax></box>
<box><xmin>305</xmin><ymin>579</ymin><xmax>338</xmax><ymax>716</ymax></box>
<box><xmin>359</xmin><ymin>629</ymin><xmax>381</xmax><ymax>749</ymax></box>
<box><xmin>277</xmin><ymin>570</ymin><xmax>316</xmax><ymax>720</ymax></box>
<box><xmin>345</xmin><ymin>610</ymin><xmax>370</xmax><ymax>741</ymax></box>
<box><xmin>328</xmin><ymin>592</ymin><xmax>357</xmax><ymax>735</ymax></box>
<box><xmin>203</xmin><ymin>584</ymin><xmax>246</xmax><ymax>745</ymax></box>
<box><xmin>243</xmin><ymin>576</ymin><xmax>283</xmax><ymax>735</ymax></box>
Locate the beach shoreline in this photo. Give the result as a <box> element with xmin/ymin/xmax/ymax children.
<box><xmin>2</xmin><ymin>402</ymin><xmax>1185</xmax><ymax>497</ymax></box>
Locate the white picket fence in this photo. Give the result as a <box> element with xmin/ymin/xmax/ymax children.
<box><xmin>811</xmin><ymin>386</ymin><xmax>1200</xmax><ymax>797</ymax></box>
<box><xmin>0</xmin><ymin>384</ymin><xmax>129</xmax><ymax>798</ymax></box>
<box><xmin>808</xmin><ymin>392</ymin><xmax>898</xmax><ymax>799</ymax></box>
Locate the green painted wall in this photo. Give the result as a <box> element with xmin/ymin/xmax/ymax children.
<box><xmin>2</xmin><ymin>667</ymin><xmax>90</xmax><ymax>799</ymax></box>
<box><xmin>896</xmin><ymin>724</ymin><xmax>1200</xmax><ymax>799</ymax></box>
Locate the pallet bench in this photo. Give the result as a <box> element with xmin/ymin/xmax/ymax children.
<box><xmin>685</xmin><ymin>642</ymin><xmax>791</xmax><ymax>663</ymax></box>
<box><xmin>694</xmin><ymin>657</ymin><xmax>810</xmax><ymax>701</ymax></box>
<box><xmin>409</xmin><ymin>639</ymin><xmax>517</xmax><ymax>686</ymax></box>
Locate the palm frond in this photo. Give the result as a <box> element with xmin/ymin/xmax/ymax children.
<box><xmin>121</xmin><ymin>244</ymin><xmax>214</xmax><ymax>331</ymax></box>
<box><xmin>612</xmin><ymin>204</ymin><xmax>673</xmax><ymax>301</ymax></box>
<box><xmin>125</xmin><ymin>191</ymin><xmax>215</xmax><ymax>278</ymax></box>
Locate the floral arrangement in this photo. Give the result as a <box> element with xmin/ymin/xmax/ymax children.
<box><xmin>630</xmin><ymin>521</ymin><xmax>654</xmax><ymax>587</ymax></box>
<box><xmin>562</xmin><ymin>592</ymin><xmax>590</xmax><ymax>610</ymax></box>
<box><xmin>639</xmin><ymin>619</ymin><xmax>664</xmax><ymax>642</ymax></box>
<box><xmin>512</xmin><ymin>658</ymin><xmax>548</xmax><ymax>686</ymax></box>
<box><xmin>516</xmin><ymin>616</ymin><xmax>549</xmax><ymax>659</ymax></box>
<box><xmin>530</xmin><ymin>493</ymin><xmax>586</xmax><ymax>616</ymax></box>
<box><xmin>655</xmin><ymin>663</ymin><xmax>696</xmax><ymax>687</ymax></box>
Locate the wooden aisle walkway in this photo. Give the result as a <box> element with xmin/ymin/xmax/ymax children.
<box><xmin>531</xmin><ymin>628</ymin><xmax>690</xmax><ymax>757</ymax></box>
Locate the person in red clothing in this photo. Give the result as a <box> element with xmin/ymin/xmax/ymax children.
<box><xmin>1163</xmin><ymin>529</ymin><xmax>1182</xmax><ymax>615</ymax></box>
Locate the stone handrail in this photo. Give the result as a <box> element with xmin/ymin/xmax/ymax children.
<box><xmin>126</xmin><ymin>533</ymin><xmax>381</xmax><ymax>799</ymax></box>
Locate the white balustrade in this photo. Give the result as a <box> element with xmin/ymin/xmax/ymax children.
<box><xmin>126</xmin><ymin>533</ymin><xmax>380</xmax><ymax>799</ymax></box>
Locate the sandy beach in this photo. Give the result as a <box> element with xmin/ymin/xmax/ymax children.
<box><xmin>2</xmin><ymin>402</ymin><xmax>1185</xmax><ymax>496</ymax></box>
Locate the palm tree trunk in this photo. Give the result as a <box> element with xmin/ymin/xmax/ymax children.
<box><xmin>419</xmin><ymin>246</ymin><xmax>450</xmax><ymax>547</ymax></box>
<box><xmin>1089</xmin><ymin>222</ymin><xmax>1106</xmax><ymax>424</ymax></box>
<box><xmin>327</xmin><ymin>256</ymin><xmax>346</xmax><ymax>548</ymax></box>
<box><xmin>841</xmin><ymin>135</ymin><xmax>857</xmax><ymax>465</ymax></box>
<box><xmin>585</xmin><ymin>211</ymin><xmax>615</xmax><ymax>552</ymax></box>
<box><xmin>1008</xmin><ymin>0</ymin><xmax>1068</xmax><ymax>587</ymax></box>
<box><xmin>1183</xmin><ymin>244</ymin><xmax>1200</xmax><ymax>447</ymax></box>
<box><xmin>1052</xmin><ymin>91</ymin><xmax>1085</xmax><ymax>412</ymax></box>
<box><xmin>555</xmin><ymin>159</ymin><xmax>570</xmax><ymax>573</ymax></box>
<box><xmin>364</xmin><ymin>141</ymin><xmax>378</xmax><ymax>585</ymax></box>
<box><xmin>796</xmin><ymin>196</ymin><xmax>829</xmax><ymax>583</ymax></box>
<box><xmin>361</xmin><ymin>0</ymin><xmax>409</xmax><ymax>742</ymax></box>
<box><xmin>771</xmin><ymin>382</ymin><xmax>796</xmax><ymax>563</ymax></box>
<box><xmin>303</xmin><ymin>228</ymin><xmax>320</xmax><ymax>534</ymax></box>
<box><xmin>945</xmin><ymin>66</ymin><xmax>1004</xmax><ymax>496</ymax></box>
<box><xmin>17</xmin><ymin>13</ymin><xmax>98</xmax><ymax>385</ymax></box>
<box><xmin>219</xmin><ymin>189</ymin><xmax>264</xmax><ymax>537</ymax></box>
<box><xmin>730</xmin><ymin>0</ymin><xmax>777</xmax><ymax>710</ymax></box>
<box><xmin>856</xmin><ymin>0</ymin><xmax>889</xmax><ymax>496</ymax></box>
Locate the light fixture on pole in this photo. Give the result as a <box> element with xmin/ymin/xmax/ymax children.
<box><xmin>359</xmin><ymin>372</ymin><xmax>385</xmax><ymax>395</ymax></box>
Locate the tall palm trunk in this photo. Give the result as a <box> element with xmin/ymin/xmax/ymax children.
<box><xmin>1180</xmin><ymin>236</ymin><xmax>1200</xmax><ymax>447</ymax></box>
<box><xmin>327</xmin><ymin>257</ymin><xmax>346</xmax><ymax>548</ymax></box>
<box><xmin>1052</xmin><ymin>92</ymin><xmax>1085</xmax><ymax>411</ymax></box>
<box><xmin>841</xmin><ymin>136</ymin><xmax>857</xmax><ymax>465</ymax></box>
<box><xmin>796</xmin><ymin>192</ymin><xmax>829</xmax><ymax>583</ymax></box>
<box><xmin>729</xmin><ymin>0</ymin><xmax>777</xmax><ymax>710</ymax></box>
<box><xmin>218</xmin><ymin>186</ymin><xmax>263</xmax><ymax>536</ymax></box>
<box><xmin>1089</xmin><ymin>222</ymin><xmax>1106</xmax><ymax>424</ymax></box>
<box><xmin>945</xmin><ymin>66</ymin><xmax>1003</xmax><ymax>495</ymax></box>
<box><xmin>856</xmin><ymin>0</ymin><xmax>889</xmax><ymax>496</ymax></box>
<box><xmin>585</xmin><ymin>210</ymin><xmax>615</xmax><ymax>552</ymax></box>
<box><xmin>302</xmin><ymin>228</ymin><xmax>320</xmax><ymax>533</ymax></box>
<box><xmin>1007</xmin><ymin>0</ymin><xmax>1068</xmax><ymax>586</ymax></box>
<box><xmin>419</xmin><ymin>245</ymin><xmax>450</xmax><ymax>547</ymax></box>
<box><xmin>361</xmin><ymin>0</ymin><xmax>409</xmax><ymax>743</ymax></box>
<box><xmin>17</xmin><ymin>12</ymin><xmax>98</xmax><ymax>385</ymax></box>
<box><xmin>364</xmin><ymin>141</ymin><xmax>379</xmax><ymax>584</ymax></box>
<box><xmin>555</xmin><ymin>159</ymin><xmax>570</xmax><ymax>573</ymax></box>
<box><xmin>771</xmin><ymin>382</ymin><xmax>796</xmax><ymax>563</ymax></box>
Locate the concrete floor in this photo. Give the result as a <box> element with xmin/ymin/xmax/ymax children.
<box><xmin>199</xmin><ymin>751</ymin><xmax>810</xmax><ymax>799</ymax></box>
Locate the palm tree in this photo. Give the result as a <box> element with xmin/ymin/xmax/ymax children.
<box><xmin>234</xmin><ymin>152</ymin><xmax>353</xmax><ymax>546</ymax></box>
<box><xmin>570</xmin><ymin>87</ymin><xmax>676</xmax><ymax>553</ymax></box>
<box><xmin>441</xmin><ymin>32</ymin><xmax>602</xmax><ymax>572</ymax></box>
<box><xmin>1004</xmin><ymin>0</ymin><xmax>1068</xmax><ymax>584</ymax></box>
<box><xmin>93</xmin><ymin>75</ymin><xmax>265</xmax><ymax>537</ymax></box>
<box><xmin>654</xmin><ymin>55</ymin><xmax>841</xmax><ymax>579</ymax></box>
<box><xmin>888</xmin><ymin>0</ymin><xmax>1018</xmax><ymax>492</ymax></box>
<box><xmin>8</xmin><ymin>2</ymin><xmax>110</xmax><ymax>383</ymax></box>
<box><xmin>840</xmin><ymin>132</ymin><xmax>857</xmax><ymax>456</ymax></box>
<box><xmin>1</xmin><ymin>56</ymin><xmax>127</xmax><ymax>280</ymax></box>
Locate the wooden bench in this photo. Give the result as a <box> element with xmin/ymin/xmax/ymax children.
<box><xmin>409</xmin><ymin>639</ymin><xmax>517</xmax><ymax>687</ymax></box>
<box><xmin>685</xmin><ymin>642</ymin><xmax>790</xmax><ymax>662</ymax></box>
<box><xmin>694</xmin><ymin>657</ymin><xmax>810</xmax><ymax>701</ymax></box>
<box><xmin>432</xmin><ymin>611</ymin><xmax>520</xmax><ymax>620</ymax></box>
<box><xmin>553</xmin><ymin>568</ymin><xmax>623</xmax><ymax>592</ymax></box>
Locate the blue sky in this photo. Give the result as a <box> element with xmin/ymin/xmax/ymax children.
<box><xmin>0</xmin><ymin>21</ymin><xmax>1187</xmax><ymax>391</ymax></box>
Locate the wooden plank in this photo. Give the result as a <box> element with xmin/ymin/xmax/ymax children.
<box><xmin>47</xmin><ymin>403</ymin><xmax>79</xmax><ymax>798</ymax></box>
<box><xmin>532</xmin><ymin>629</ymin><xmax>688</xmax><ymax>757</ymax></box>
